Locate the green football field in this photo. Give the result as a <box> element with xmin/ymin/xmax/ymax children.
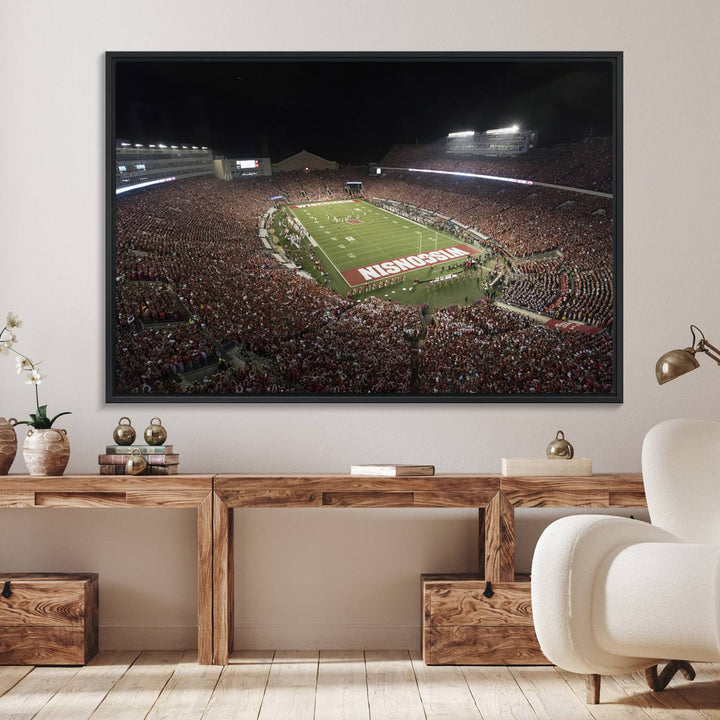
<box><xmin>285</xmin><ymin>199</ymin><xmax>505</xmax><ymax>309</ymax></box>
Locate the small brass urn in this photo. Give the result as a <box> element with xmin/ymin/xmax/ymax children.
<box><xmin>546</xmin><ymin>430</ymin><xmax>574</xmax><ymax>459</ymax></box>
<box><xmin>125</xmin><ymin>448</ymin><xmax>147</xmax><ymax>475</ymax></box>
<box><xmin>112</xmin><ymin>417</ymin><xmax>136</xmax><ymax>446</ymax></box>
<box><xmin>144</xmin><ymin>417</ymin><xmax>167</xmax><ymax>446</ymax></box>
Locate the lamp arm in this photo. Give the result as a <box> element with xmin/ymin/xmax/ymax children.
<box><xmin>698</xmin><ymin>340</ymin><xmax>720</xmax><ymax>365</ymax></box>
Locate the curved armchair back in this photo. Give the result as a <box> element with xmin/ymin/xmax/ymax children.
<box><xmin>642</xmin><ymin>418</ymin><xmax>720</xmax><ymax>544</ymax></box>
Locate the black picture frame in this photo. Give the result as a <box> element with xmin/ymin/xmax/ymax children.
<box><xmin>106</xmin><ymin>51</ymin><xmax>622</xmax><ymax>403</ymax></box>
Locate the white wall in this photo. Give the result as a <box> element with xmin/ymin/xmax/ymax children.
<box><xmin>1</xmin><ymin>0</ymin><xmax>720</xmax><ymax>650</ymax></box>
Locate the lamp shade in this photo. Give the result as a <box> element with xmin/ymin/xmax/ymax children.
<box><xmin>655</xmin><ymin>348</ymin><xmax>700</xmax><ymax>385</ymax></box>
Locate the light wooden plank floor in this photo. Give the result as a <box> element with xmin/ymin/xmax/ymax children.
<box><xmin>0</xmin><ymin>651</ymin><xmax>718</xmax><ymax>720</ymax></box>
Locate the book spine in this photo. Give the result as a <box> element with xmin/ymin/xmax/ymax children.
<box><xmin>98</xmin><ymin>464</ymin><xmax>179</xmax><ymax>475</ymax></box>
<box><xmin>350</xmin><ymin>467</ymin><xmax>395</xmax><ymax>476</ymax></box>
<box><xmin>98</xmin><ymin>454</ymin><xmax>180</xmax><ymax>466</ymax></box>
<box><xmin>98</xmin><ymin>464</ymin><xmax>126</xmax><ymax>475</ymax></box>
<box><xmin>105</xmin><ymin>445</ymin><xmax>174</xmax><ymax>455</ymax></box>
<box><xmin>394</xmin><ymin>466</ymin><xmax>435</xmax><ymax>476</ymax></box>
<box><xmin>147</xmin><ymin>465</ymin><xmax>179</xmax><ymax>475</ymax></box>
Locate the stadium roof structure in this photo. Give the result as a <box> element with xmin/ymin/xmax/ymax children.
<box><xmin>272</xmin><ymin>149</ymin><xmax>339</xmax><ymax>173</ymax></box>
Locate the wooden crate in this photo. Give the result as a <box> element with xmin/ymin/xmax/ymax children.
<box><xmin>0</xmin><ymin>573</ymin><xmax>98</xmax><ymax>665</ymax></box>
<box><xmin>422</xmin><ymin>573</ymin><xmax>548</xmax><ymax>665</ymax></box>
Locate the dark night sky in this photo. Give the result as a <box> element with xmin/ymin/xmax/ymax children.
<box><xmin>114</xmin><ymin>56</ymin><xmax>616</xmax><ymax>165</ymax></box>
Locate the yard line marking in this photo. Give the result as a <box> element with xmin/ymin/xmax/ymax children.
<box><xmin>289</xmin><ymin>207</ymin><xmax>349</xmax><ymax>288</ymax></box>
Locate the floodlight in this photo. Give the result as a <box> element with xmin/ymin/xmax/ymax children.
<box><xmin>486</xmin><ymin>125</ymin><xmax>521</xmax><ymax>135</ymax></box>
<box><xmin>447</xmin><ymin>131</ymin><xmax>475</xmax><ymax>138</ymax></box>
<box><xmin>134</xmin><ymin>143</ymin><xmax>143</xmax><ymax>147</ymax></box>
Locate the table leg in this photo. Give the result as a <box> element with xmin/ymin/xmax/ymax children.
<box><xmin>197</xmin><ymin>493</ymin><xmax>213</xmax><ymax>665</ymax></box>
<box><xmin>478</xmin><ymin>507</ymin><xmax>486</xmax><ymax>577</ymax></box>
<box><xmin>483</xmin><ymin>492</ymin><xmax>515</xmax><ymax>582</ymax></box>
<box><xmin>213</xmin><ymin>492</ymin><xmax>234</xmax><ymax>665</ymax></box>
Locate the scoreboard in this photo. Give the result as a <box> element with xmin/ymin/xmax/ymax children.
<box><xmin>218</xmin><ymin>157</ymin><xmax>272</xmax><ymax>179</ymax></box>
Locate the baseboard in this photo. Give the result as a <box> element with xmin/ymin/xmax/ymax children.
<box><xmin>99</xmin><ymin>623</ymin><xmax>421</xmax><ymax>650</ymax></box>
<box><xmin>100</xmin><ymin>625</ymin><xmax>198</xmax><ymax>650</ymax></box>
<box><xmin>234</xmin><ymin>623</ymin><xmax>421</xmax><ymax>650</ymax></box>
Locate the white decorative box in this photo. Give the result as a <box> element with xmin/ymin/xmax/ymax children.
<box><xmin>501</xmin><ymin>457</ymin><xmax>592</xmax><ymax>476</ymax></box>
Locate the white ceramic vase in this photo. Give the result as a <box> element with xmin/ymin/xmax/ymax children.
<box><xmin>22</xmin><ymin>427</ymin><xmax>70</xmax><ymax>476</ymax></box>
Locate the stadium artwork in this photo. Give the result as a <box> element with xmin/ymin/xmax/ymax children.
<box><xmin>106</xmin><ymin>52</ymin><xmax>622</xmax><ymax>403</ymax></box>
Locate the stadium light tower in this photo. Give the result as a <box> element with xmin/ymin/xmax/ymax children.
<box><xmin>486</xmin><ymin>124</ymin><xmax>521</xmax><ymax>135</ymax></box>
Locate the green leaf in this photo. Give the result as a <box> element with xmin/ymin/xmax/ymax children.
<box><xmin>36</xmin><ymin>405</ymin><xmax>48</xmax><ymax>419</ymax></box>
<box><xmin>48</xmin><ymin>411</ymin><xmax>71</xmax><ymax>427</ymax></box>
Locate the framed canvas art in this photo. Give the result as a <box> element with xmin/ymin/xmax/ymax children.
<box><xmin>107</xmin><ymin>52</ymin><xmax>622</xmax><ymax>402</ymax></box>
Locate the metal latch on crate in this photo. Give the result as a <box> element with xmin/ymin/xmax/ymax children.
<box><xmin>1</xmin><ymin>581</ymin><xmax>11</xmax><ymax>598</ymax></box>
<box><xmin>483</xmin><ymin>581</ymin><xmax>494</xmax><ymax>598</ymax></box>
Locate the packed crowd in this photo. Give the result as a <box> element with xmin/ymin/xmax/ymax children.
<box><xmin>555</xmin><ymin>267</ymin><xmax>614</xmax><ymax>328</ymax></box>
<box><xmin>116</xmin><ymin>282</ymin><xmax>187</xmax><ymax>325</ymax></box>
<box><xmin>112</xmin><ymin>158</ymin><xmax>615</xmax><ymax>394</ymax></box>
<box><xmin>115</xmin><ymin>323</ymin><xmax>220</xmax><ymax>394</ymax></box>
<box><xmin>417</xmin><ymin>303</ymin><xmax>613</xmax><ymax>395</ymax></box>
<box><xmin>503</xmin><ymin>260</ymin><xmax>565</xmax><ymax>315</ymax></box>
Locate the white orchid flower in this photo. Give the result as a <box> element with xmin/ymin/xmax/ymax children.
<box><xmin>25</xmin><ymin>368</ymin><xmax>46</xmax><ymax>385</ymax></box>
<box><xmin>6</xmin><ymin>312</ymin><xmax>22</xmax><ymax>329</ymax></box>
<box><xmin>16</xmin><ymin>356</ymin><xmax>33</xmax><ymax>373</ymax></box>
<box><xmin>0</xmin><ymin>342</ymin><xmax>10</xmax><ymax>356</ymax></box>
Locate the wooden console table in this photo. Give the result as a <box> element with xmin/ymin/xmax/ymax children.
<box><xmin>0</xmin><ymin>475</ymin><xmax>214</xmax><ymax>665</ymax></box>
<box><xmin>0</xmin><ymin>473</ymin><xmax>647</xmax><ymax>666</ymax></box>
<box><xmin>212</xmin><ymin>473</ymin><xmax>646</xmax><ymax>665</ymax></box>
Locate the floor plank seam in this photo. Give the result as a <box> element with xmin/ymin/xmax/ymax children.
<box><xmin>254</xmin><ymin>651</ymin><xmax>274</xmax><ymax>720</ymax></box>
<box><xmin>146</xmin><ymin>653</ymin><xmax>182</xmax><ymax>720</ymax></box>
<box><xmin>312</xmin><ymin>652</ymin><xmax>321</xmax><ymax>720</ymax></box>
<box><xmin>363</xmin><ymin>650</ymin><xmax>372</xmax><ymax>720</ymax></box>
<box><xmin>407</xmin><ymin>649</ymin><xmax>430</xmax><ymax>720</ymax></box>
<box><xmin>458</xmin><ymin>666</ymin><xmax>485</xmax><ymax>720</ymax></box>
<box><xmin>0</xmin><ymin>667</ymin><xmax>33</xmax><ymax>700</ymax></box>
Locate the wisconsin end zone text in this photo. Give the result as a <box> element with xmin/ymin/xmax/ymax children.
<box><xmin>341</xmin><ymin>245</ymin><xmax>480</xmax><ymax>286</ymax></box>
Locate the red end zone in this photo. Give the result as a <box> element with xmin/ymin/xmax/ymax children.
<box><xmin>341</xmin><ymin>244</ymin><xmax>481</xmax><ymax>287</ymax></box>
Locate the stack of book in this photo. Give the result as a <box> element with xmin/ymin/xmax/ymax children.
<box><xmin>98</xmin><ymin>445</ymin><xmax>180</xmax><ymax>475</ymax></box>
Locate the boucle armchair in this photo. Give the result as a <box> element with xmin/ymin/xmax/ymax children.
<box><xmin>531</xmin><ymin>418</ymin><xmax>720</xmax><ymax>703</ymax></box>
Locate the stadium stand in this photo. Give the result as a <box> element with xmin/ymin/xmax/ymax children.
<box><xmin>380</xmin><ymin>137</ymin><xmax>612</xmax><ymax>194</ymax></box>
<box><xmin>115</xmin><ymin>143</ymin><xmax>214</xmax><ymax>190</ymax></box>
<box><xmin>113</xmin><ymin>141</ymin><xmax>615</xmax><ymax>395</ymax></box>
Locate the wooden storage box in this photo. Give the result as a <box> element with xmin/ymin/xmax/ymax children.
<box><xmin>0</xmin><ymin>573</ymin><xmax>98</xmax><ymax>665</ymax></box>
<box><xmin>422</xmin><ymin>573</ymin><xmax>548</xmax><ymax>665</ymax></box>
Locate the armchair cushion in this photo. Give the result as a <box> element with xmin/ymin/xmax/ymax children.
<box><xmin>594</xmin><ymin>541</ymin><xmax>720</xmax><ymax>662</ymax></box>
<box><xmin>531</xmin><ymin>514</ymin><xmax>680</xmax><ymax>674</ymax></box>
